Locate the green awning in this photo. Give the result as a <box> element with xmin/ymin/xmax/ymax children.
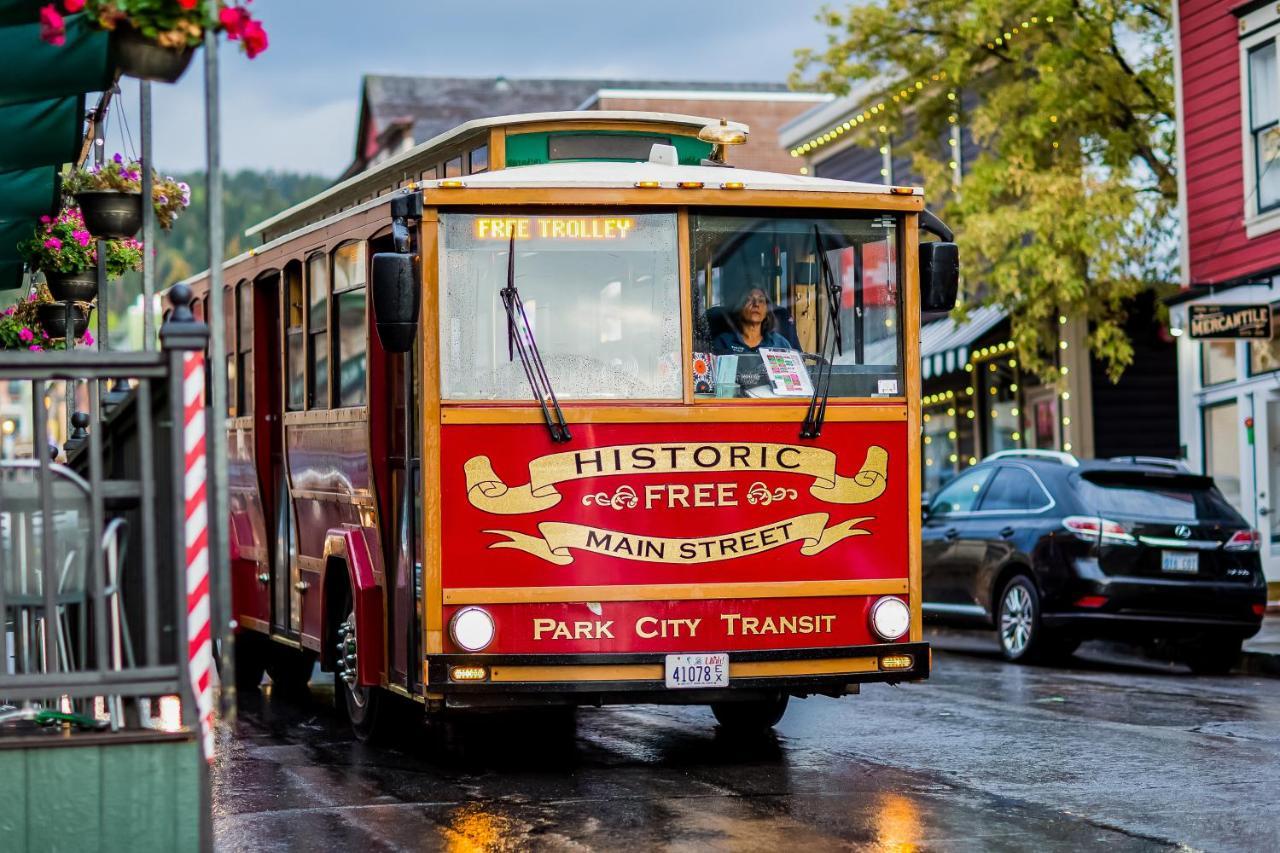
<box><xmin>0</xmin><ymin>96</ymin><xmax>85</xmax><ymax>171</ymax></box>
<box><xmin>0</xmin><ymin>6</ymin><xmax>112</xmax><ymax>301</ymax></box>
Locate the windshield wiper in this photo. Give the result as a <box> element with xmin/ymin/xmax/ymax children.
<box><xmin>801</xmin><ymin>224</ymin><xmax>843</xmax><ymax>438</ymax></box>
<box><xmin>500</xmin><ymin>234</ymin><xmax>571</xmax><ymax>443</ymax></box>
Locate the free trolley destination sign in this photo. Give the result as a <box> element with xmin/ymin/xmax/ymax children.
<box><xmin>1188</xmin><ymin>304</ymin><xmax>1273</xmax><ymax>339</ymax></box>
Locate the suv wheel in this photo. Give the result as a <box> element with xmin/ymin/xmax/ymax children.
<box><xmin>997</xmin><ymin>575</ymin><xmax>1059</xmax><ymax>664</ymax></box>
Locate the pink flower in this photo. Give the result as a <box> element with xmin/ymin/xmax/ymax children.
<box><xmin>40</xmin><ymin>215</ymin><xmax>52</xmax><ymax>224</ymax></box>
<box><xmin>44</xmin><ymin>237</ymin><xmax>62</xmax><ymax>251</ymax></box>
<box><xmin>241</xmin><ymin>18</ymin><xmax>268</xmax><ymax>58</ymax></box>
<box><xmin>39</xmin><ymin>5</ymin><xmax>65</xmax><ymax>46</ymax></box>
<box><xmin>29</xmin><ymin>344</ymin><xmax>43</xmax><ymax>352</ymax></box>
<box><xmin>82</xmin><ymin>331</ymin><xmax>94</xmax><ymax>346</ymax></box>
<box><xmin>177</xmin><ymin>0</ymin><xmax>197</xmax><ymax>8</ymax></box>
<box><xmin>61</xmin><ymin>0</ymin><xmax>84</xmax><ymax>12</ymax></box>
<box><xmin>220</xmin><ymin>6</ymin><xmax>250</xmax><ymax>38</ymax></box>
<box><xmin>18</xmin><ymin>328</ymin><xmax>33</xmax><ymax>343</ymax></box>
<box><xmin>73</xmin><ymin>230</ymin><xmax>90</xmax><ymax>247</ymax></box>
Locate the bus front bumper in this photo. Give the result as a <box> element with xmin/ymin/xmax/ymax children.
<box><xmin>426</xmin><ymin>642</ymin><xmax>930</xmax><ymax>708</ymax></box>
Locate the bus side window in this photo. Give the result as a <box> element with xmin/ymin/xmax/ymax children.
<box><xmin>468</xmin><ymin>145</ymin><xmax>488</xmax><ymax>174</ymax></box>
<box><xmin>444</xmin><ymin>156</ymin><xmax>463</xmax><ymax>178</ymax></box>
<box><xmin>238</xmin><ymin>280</ymin><xmax>254</xmax><ymax>415</ymax></box>
<box><xmin>284</xmin><ymin>262</ymin><xmax>304</xmax><ymax>411</ymax></box>
<box><xmin>225</xmin><ymin>285</ymin><xmax>237</xmax><ymax>417</ymax></box>
<box><xmin>332</xmin><ymin>241</ymin><xmax>367</xmax><ymax>407</ymax></box>
<box><xmin>421</xmin><ymin>166</ymin><xmax>438</xmax><ymax>181</ymax></box>
<box><xmin>307</xmin><ymin>253</ymin><xmax>329</xmax><ymax>408</ymax></box>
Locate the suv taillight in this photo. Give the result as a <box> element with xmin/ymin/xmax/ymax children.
<box><xmin>1224</xmin><ymin>529</ymin><xmax>1261</xmax><ymax>552</ymax></box>
<box><xmin>1062</xmin><ymin>515</ymin><xmax>1135</xmax><ymax>545</ymax></box>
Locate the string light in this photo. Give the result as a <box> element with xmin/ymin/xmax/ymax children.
<box><xmin>790</xmin><ymin>13</ymin><xmax>1058</xmax><ymax>155</ymax></box>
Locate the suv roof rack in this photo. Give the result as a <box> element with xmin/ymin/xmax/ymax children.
<box><xmin>1107</xmin><ymin>456</ymin><xmax>1190</xmax><ymax>472</ymax></box>
<box><xmin>984</xmin><ymin>449</ymin><xmax>1080</xmax><ymax>467</ymax></box>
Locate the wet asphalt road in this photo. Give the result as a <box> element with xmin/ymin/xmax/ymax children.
<box><xmin>212</xmin><ymin>630</ymin><xmax>1280</xmax><ymax>852</ymax></box>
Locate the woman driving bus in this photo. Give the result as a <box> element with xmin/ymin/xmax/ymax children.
<box><xmin>712</xmin><ymin>287</ymin><xmax>793</xmax><ymax>355</ymax></box>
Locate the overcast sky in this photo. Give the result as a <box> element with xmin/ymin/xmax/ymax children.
<box><xmin>112</xmin><ymin>0</ymin><xmax>832</xmax><ymax>179</ymax></box>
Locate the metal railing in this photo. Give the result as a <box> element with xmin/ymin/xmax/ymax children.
<box><xmin>0</xmin><ymin>291</ymin><xmax>207</xmax><ymax>723</ymax></box>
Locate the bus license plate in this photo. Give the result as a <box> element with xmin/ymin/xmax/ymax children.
<box><xmin>665</xmin><ymin>653</ymin><xmax>729</xmax><ymax>689</ymax></box>
<box><xmin>1162</xmin><ymin>550</ymin><xmax>1198</xmax><ymax>573</ymax></box>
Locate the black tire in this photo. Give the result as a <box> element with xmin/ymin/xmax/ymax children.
<box><xmin>265</xmin><ymin>643</ymin><xmax>317</xmax><ymax>693</ymax></box>
<box><xmin>1186</xmin><ymin>638</ymin><xmax>1242</xmax><ymax>675</ymax></box>
<box><xmin>711</xmin><ymin>693</ymin><xmax>789</xmax><ymax>733</ymax></box>
<box><xmin>233</xmin><ymin>630</ymin><xmax>269</xmax><ymax>691</ymax></box>
<box><xmin>996</xmin><ymin>575</ymin><xmax>1062</xmax><ymax>664</ymax></box>
<box><xmin>331</xmin><ymin>587</ymin><xmax>389</xmax><ymax>742</ymax></box>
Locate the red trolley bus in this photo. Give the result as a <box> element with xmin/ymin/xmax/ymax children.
<box><xmin>177</xmin><ymin>111</ymin><xmax>958</xmax><ymax>737</ymax></box>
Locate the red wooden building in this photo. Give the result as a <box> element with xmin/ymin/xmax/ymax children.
<box><xmin>1173</xmin><ymin>0</ymin><xmax>1280</xmax><ymax>596</ymax></box>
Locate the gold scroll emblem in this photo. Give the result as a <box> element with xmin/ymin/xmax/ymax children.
<box><xmin>485</xmin><ymin>513</ymin><xmax>872</xmax><ymax>566</ymax></box>
<box><xmin>464</xmin><ymin>443</ymin><xmax>888</xmax><ymax>516</ymax></box>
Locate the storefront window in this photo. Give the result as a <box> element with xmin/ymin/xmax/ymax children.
<box><xmin>1203</xmin><ymin>401</ymin><xmax>1242</xmax><ymax>513</ymax></box>
<box><xmin>1201</xmin><ymin>341</ymin><xmax>1236</xmax><ymax>386</ymax></box>
<box><xmin>922</xmin><ymin>407</ymin><xmax>957</xmax><ymax>497</ymax></box>
<box><xmin>982</xmin><ymin>359</ymin><xmax>1019</xmax><ymax>453</ymax></box>
<box><xmin>1249</xmin><ymin>332</ymin><xmax>1280</xmax><ymax>375</ymax></box>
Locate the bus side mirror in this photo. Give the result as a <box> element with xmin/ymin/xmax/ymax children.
<box><xmin>920</xmin><ymin>241</ymin><xmax>959</xmax><ymax>312</ymax></box>
<box><xmin>371</xmin><ymin>251</ymin><xmax>419</xmax><ymax>353</ymax></box>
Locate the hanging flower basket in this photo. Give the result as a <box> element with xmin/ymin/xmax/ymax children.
<box><xmin>39</xmin><ymin>2</ymin><xmax>270</xmax><ymax>78</ymax></box>
<box><xmin>108</xmin><ymin>22</ymin><xmax>196</xmax><ymax>83</ymax></box>
<box><xmin>35</xmin><ymin>302</ymin><xmax>91</xmax><ymax>341</ymax></box>
<box><xmin>44</xmin><ymin>268</ymin><xmax>99</xmax><ymax>303</ymax></box>
<box><xmin>73</xmin><ymin>189</ymin><xmax>143</xmax><ymax>240</ymax></box>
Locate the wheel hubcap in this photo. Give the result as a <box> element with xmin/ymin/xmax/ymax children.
<box><xmin>1000</xmin><ymin>585</ymin><xmax>1033</xmax><ymax>655</ymax></box>
<box><xmin>336</xmin><ymin>610</ymin><xmax>366</xmax><ymax>707</ymax></box>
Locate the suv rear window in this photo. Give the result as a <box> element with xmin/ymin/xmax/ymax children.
<box><xmin>1075</xmin><ymin>472</ymin><xmax>1244</xmax><ymax>523</ymax></box>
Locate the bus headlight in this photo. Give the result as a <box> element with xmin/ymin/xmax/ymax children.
<box><xmin>450</xmin><ymin>607</ymin><xmax>496</xmax><ymax>652</ymax></box>
<box><xmin>869</xmin><ymin>596</ymin><xmax>910</xmax><ymax>641</ymax></box>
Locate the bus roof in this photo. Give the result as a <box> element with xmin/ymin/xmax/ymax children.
<box><xmin>244</xmin><ymin>110</ymin><xmax>750</xmax><ymax>241</ymax></box>
<box><xmin>424</xmin><ymin>159</ymin><xmax>921</xmax><ymax>195</ymax></box>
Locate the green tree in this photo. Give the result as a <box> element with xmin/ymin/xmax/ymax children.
<box><xmin>154</xmin><ymin>169</ymin><xmax>331</xmax><ymax>286</ymax></box>
<box><xmin>793</xmin><ymin>1</ymin><xmax>1175</xmax><ymax>380</ymax></box>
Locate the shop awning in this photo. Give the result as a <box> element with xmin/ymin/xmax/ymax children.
<box><xmin>0</xmin><ymin>4</ymin><xmax>112</xmax><ymax>301</ymax></box>
<box><xmin>920</xmin><ymin>305</ymin><xmax>1008</xmax><ymax>379</ymax></box>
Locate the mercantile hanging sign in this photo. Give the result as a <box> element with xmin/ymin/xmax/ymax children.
<box><xmin>1188</xmin><ymin>304</ymin><xmax>1273</xmax><ymax>339</ymax></box>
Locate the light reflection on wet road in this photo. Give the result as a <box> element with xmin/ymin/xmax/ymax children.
<box><xmin>212</xmin><ymin>630</ymin><xmax>1280</xmax><ymax>851</ymax></box>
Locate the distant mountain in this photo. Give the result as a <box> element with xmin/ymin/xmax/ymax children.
<box><xmin>155</xmin><ymin>170</ymin><xmax>332</xmax><ymax>285</ymax></box>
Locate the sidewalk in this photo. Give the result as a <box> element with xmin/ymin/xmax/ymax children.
<box><xmin>1242</xmin><ymin>612</ymin><xmax>1280</xmax><ymax>677</ymax></box>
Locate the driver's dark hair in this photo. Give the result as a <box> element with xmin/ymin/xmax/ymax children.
<box><xmin>731</xmin><ymin>286</ymin><xmax>776</xmax><ymax>336</ymax></box>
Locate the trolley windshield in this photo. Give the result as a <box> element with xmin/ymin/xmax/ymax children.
<box><xmin>439</xmin><ymin>211</ymin><xmax>681</xmax><ymax>400</ymax></box>
<box><xmin>690</xmin><ymin>212</ymin><xmax>902</xmax><ymax>399</ymax></box>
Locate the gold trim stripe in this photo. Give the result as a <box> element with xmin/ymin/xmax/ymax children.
<box><xmin>441</xmin><ymin>404</ymin><xmax>906</xmax><ymax>425</ymax></box>
<box><xmin>486</xmin><ymin>656</ymin><xmax>879</xmax><ymax>683</ymax></box>
<box><xmin>443</xmin><ymin>578</ymin><xmax>907</xmax><ymax>605</ymax></box>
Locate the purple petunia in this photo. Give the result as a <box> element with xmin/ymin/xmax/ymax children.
<box><xmin>112</xmin><ymin>153</ymin><xmax>123</xmax><ymax>164</ymax></box>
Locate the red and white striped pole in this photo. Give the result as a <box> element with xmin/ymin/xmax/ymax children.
<box><xmin>183</xmin><ymin>349</ymin><xmax>215</xmax><ymax>762</ymax></box>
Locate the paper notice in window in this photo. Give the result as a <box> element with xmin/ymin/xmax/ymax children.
<box><xmin>759</xmin><ymin>348</ymin><xmax>814</xmax><ymax>397</ymax></box>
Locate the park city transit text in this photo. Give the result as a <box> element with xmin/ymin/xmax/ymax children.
<box><xmin>531</xmin><ymin>613</ymin><xmax>839</xmax><ymax>641</ymax></box>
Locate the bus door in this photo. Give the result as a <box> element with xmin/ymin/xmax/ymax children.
<box><xmin>273</xmin><ymin>262</ymin><xmax>304</xmax><ymax>635</ymax></box>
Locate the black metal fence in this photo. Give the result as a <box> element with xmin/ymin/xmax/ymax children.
<box><xmin>0</xmin><ymin>291</ymin><xmax>207</xmax><ymax>729</ymax></box>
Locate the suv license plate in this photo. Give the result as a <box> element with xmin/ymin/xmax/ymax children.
<box><xmin>1161</xmin><ymin>550</ymin><xmax>1198</xmax><ymax>573</ymax></box>
<box><xmin>665</xmin><ymin>653</ymin><xmax>729</xmax><ymax>689</ymax></box>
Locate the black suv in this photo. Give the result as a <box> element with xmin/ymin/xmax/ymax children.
<box><xmin>921</xmin><ymin>451</ymin><xmax>1267</xmax><ymax>672</ymax></box>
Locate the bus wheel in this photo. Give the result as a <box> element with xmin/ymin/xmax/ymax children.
<box><xmin>233</xmin><ymin>631</ymin><xmax>269</xmax><ymax>692</ymax></box>
<box><xmin>266</xmin><ymin>644</ymin><xmax>317</xmax><ymax>694</ymax></box>
<box><xmin>711</xmin><ymin>694</ymin><xmax>789</xmax><ymax>733</ymax></box>
<box><xmin>333</xmin><ymin>602</ymin><xmax>386</xmax><ymax>742</ymax></box>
